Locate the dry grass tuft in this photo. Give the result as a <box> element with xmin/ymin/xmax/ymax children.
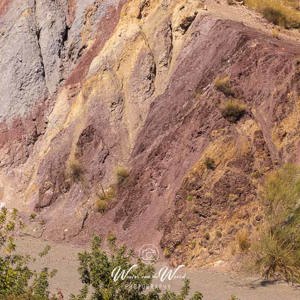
<box><xmin>245</xmin><ymin>0</ymin><xmax>300</xmax><ymax>28</ymax></box>
<box><xmin>95</xmin><ymin>185</ymin><xmax>116</xmax><ymax>214</ymax></box>
<box><xmin>214</xmin><ymin>75</ymin><xmax>235</xmax><ymax>97</ymax></box>
<box><xmin>220</xmin><ymin>99</ymin><xmax>247</xmax><ymax>123</ymax></box>
<box><xmin>69</xmin><ymin>161</ymin><xmax>84</xmax><ymax>182</ymax></box>
<box><xmin>236</xmin><ymin>229</ymin><xmax>251</xmax><ymax>252</ymax></box>
<box><xmin>252</xmin><ymin>164</ymin><xmax>300</xmax><ymax>283</ymax></box>
<box><xmin>116</xmin><ymin>166</ymin><xmax>129</xmax><ymax>184</ymax></box>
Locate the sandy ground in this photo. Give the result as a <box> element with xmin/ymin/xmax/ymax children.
<box><xmin>15</xmin><ymin>236</ymin><xmax>300</xmax><ymax>299</ymax></box>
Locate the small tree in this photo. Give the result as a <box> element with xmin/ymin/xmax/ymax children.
<box><xmin>71</xmin><ymin>236</ymin><xmax>203</xmax><ymax>300</ymax></box>
<box><xmin>0</xmin><ymin>208</ymin><xmax>56</xmax><ymax>300</ymax></box>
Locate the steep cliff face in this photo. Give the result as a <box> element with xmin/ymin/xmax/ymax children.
<box><xmin>0</xmin><ymin>0</ymin><xmax>299</xmax><ymax>265</ymax></box>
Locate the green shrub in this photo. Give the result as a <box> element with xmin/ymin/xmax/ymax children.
<box><xmin>71</xmin><ymin>236</ymin><xmax>203</xmax><ymax>300</ymax></box>
<box><xmin>204</xmin><ymin>157</ymin><xmax>216</xmax><ymax>170</ymax></box>
<box><xmin>214</xmin><ymin>76</ymin><xmax>235</xmax><ymax>97</ymax></box>
<box><xmin>1</xmin><ymin>209</ymin><xmax>204</xmax><ymax>299</ymax></box>
<box><xmin>221</xmin><ymin>99</ymin><xmax>246</xmax><ymax>123</ymax></box>
<box><xmin>253</xmin><ymin>164</ymin><xmax>300</xmax><ymax>283</ymax></box>
<box><xmin>0</xmin><ymin>208</ymin><xmax>56</xmax><ymax>299</ymax></box>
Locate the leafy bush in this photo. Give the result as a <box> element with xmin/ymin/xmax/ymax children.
<box><xmin>220</xmin><ymin>99</ymin><xmax>246</xmax><ymax>123</ymax></box>
<box><xmin>253</xmin><ymin>164</ymin><xmax>300</xmax><ymax>283</ymax></box>
<box><xmin>71</xmin><ymin>236</ymin><xmax>203</xmax><ymax>300</ymax></box>
<box><xmin>0</xmin><ymin>208</ymin><xmax>56</xmax><ymax>299</ymax></box>
<box><xmin>244</xmin><ymin>0</ymin><xmax>300</xmax><ymax>28</ymax></box>
<box><xmin>1</xmin><ymin>208</ymin><xmax>204</xmax><ymax>299</ymax></box>
<box><xmin>214</xmin><ymin>76</ymin><xmax>235</xmax><ymax>97</ymax></box>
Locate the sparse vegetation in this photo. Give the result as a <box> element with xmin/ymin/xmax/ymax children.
<box><xmin>204</xmin><ymin>232</ymin><xmax>210</xmax><ymax>241</ymax></box>
<box><xmin>204</xmin><ymin>157</ymin><xmax>216</xmax><ymax>170</ymax></box>
<box><xmin>116</xmin><ymin>166</ymin><xmax>129</xmax><ymax>184</ymax></box>
<box><xmin>236</xmin><ymin>229</ymin><xmax>251</xmax><ymax>252</ymax></box>
<box><xmin>1</xmin><ymin>209</ymin><xmax>204</xmax><ymax>299</ymax></box>
<box><xmin>244</xmin><ymin>0</ymin><xmax>300</xmax><ymax>28</ymax></box>
<box><xmin>253</xmin><ymin>164</ymin><xmax>300</xmax><ymax>283</ymax></box>
<box><xmin>0</xmin><ymin>208</ymin><xmax>57</xmax><ymax>299</ymax></box>
<box><xmin>216</xmin><ymin>230</ymin><xmax>222</xmax><ymax>238</ymax></box>
<box><xmin>214</xmin><ymin>75</ymin><xmax>235</xmax><ymax>97</ymax></box>
<box><xmin>187</xmin><ymin>194</ymin><xmax>194</xmax><ymax>201</ymax></box>
<box><xmin>98</xmin><ymin>185</ymin><xmax>116</xmax><ymax>201</ymax></box>
<box><xmin>95</xmin><ymin>185</ymin><xmax>116</xmax><ymax>213</ymax></box>
<box><xmin>163</xmin><ymin>247</ymin><xmax>171</xmax><ymax>258</ymax></box>
<box><xmin>227</xmin><ymin>0</ymin><xmax>236</xmax><ymax>5</ymax></box>
<box><xmin>30</xmin><ymin>212</ymin><xmax>37</xmax><ymax>220</ymax></box>
<box><xmin>69</xmin><ymin>161</ymin><xmax>84</xmax><ymax>182</ymax></box>
<box><xmin>95</xmin><ymin>199</ymin><xmax>108</xmax><ymax>213</ymax></box>
<box><xmin>220</xmin><ymin>99</ymin><xmax>246</xmax><ymax>123</ymax></box>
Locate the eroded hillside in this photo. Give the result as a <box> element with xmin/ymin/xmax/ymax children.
<box><xmin>0</xmin><ymin>0</ymin><xmax>299</xmax><ymax>266</ymax></box>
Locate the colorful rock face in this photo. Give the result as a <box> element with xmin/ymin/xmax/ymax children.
<box><xmin>0</xmin><ymin>0</ymin><xmax>299</xmax><ymax>264</ymax></box>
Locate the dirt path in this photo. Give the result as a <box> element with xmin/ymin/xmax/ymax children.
<box><xmin>15</xmin><ymin>236</ymin><xmax>300</xmax><ymax>299</ymax></box>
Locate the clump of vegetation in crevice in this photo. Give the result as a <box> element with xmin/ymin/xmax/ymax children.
<box><xmin>214</xmin><ymin>75</ymin><xmax>235</xmax><ymax>97</ymax></box>
<box><xmin>116</xmin><ymin>166</ymin><xmax>129</xmax><ymax>185</ymax></box>
<box><xmin>69</xmin><ymin>161</ymin><xmax>84</xmax><ymax>183</ymax></box>
<box><xmin>252</xmin><ymin>164</ymin><xmax>300</xmax><ymax>283</ymax></box>
<box><xmin>220</xmin><ymin>99</ymin><xmax>247</xmax><ymax>123</ymax></box>
<box><xmin>236</xmin><ymin>229</ymin><xmax>251</xmax><ymax>252</ymax></box>
<box><xmin>95</xmin><ymin>185</ymin><xmax>116</xmax><ymax>214</ymax></box>
<box><xmin>204</xmin><ymin>157</ymin><xmax>216</xmax><ymax>170</ymax></box>
<box><xmin>186</xmin><ymin>194</ymin><xmax>194</xmax><ymax>201</ymax></box>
